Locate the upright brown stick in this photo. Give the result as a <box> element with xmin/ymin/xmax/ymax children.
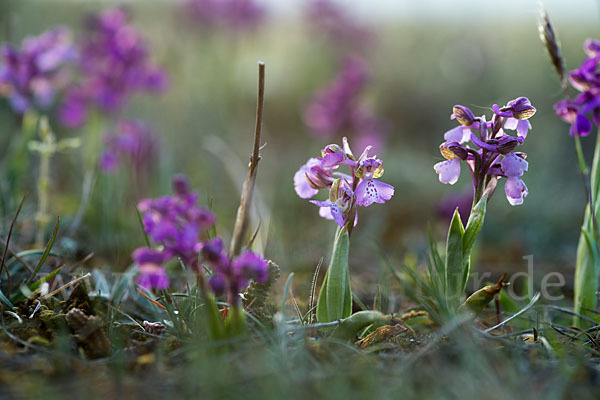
<box><xmin>229</xmin><ymin>62</ymin><xmax>265</xmax><ymax>257</ymax></box>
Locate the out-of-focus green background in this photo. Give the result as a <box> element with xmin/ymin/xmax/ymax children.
<box><xmin>1</xmin><ymin>0</ymin><xmax>598</xmax><ymax>298</ymax></box>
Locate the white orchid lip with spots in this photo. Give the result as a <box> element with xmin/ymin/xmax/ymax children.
<box><xmin>294</xmin><ymin>137</ymin><xmax>394</xmax><ymax>231</ymax></box>
<box><xmin>434</xmin><ymin>98</ymin><xmax>535</xmax><ymax>207</ymax></box>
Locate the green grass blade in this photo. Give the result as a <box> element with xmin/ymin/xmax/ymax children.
<box><xmin>134</xmin><ymin>204</ymin><xmax>151</xmax><ymax>247</ymax></box>
<box><xmin>26</xmin><ymin>216</ymin><xmax>59</xmax><ymax>285</ymax></box>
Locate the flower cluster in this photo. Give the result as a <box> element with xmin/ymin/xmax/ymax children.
<box><xmin>99</xmin><ymin>119</ymin><xmax>159</xmax><ymax>174</ymax></box>
<box><xmin>200</xmin><ymin>238</ymin><xmax>268</xmax><ymax>303</ymax></box>
<box><xmin>304</xmin><ymin>56</ymin><xmax>383</xmax><ymax>151</ymax></box>
<box><xmin>294</xmin><ymin>137</ymin><xmax>394</xmax><ymax>228</ymax></box>
<box><xmin>183</xmin><ymin>0</ymin><xmax>265</xmax><ymax>32</ymax></box>
<box><xmin>434</xmin><ymin>98</ymin><xmax>536</xmax><ymax>206</ymax></box>
<box><xmin>133</xmin><ymin>175</ymin><xmax>215</xmax><ymax>289</ymax></box>
<box><xmin>133</xmin><ymin>175</ymin><xmax>269</xmax><ymax>297</ymax></box>
<box><xmin>554</xmin><ymin>39</ymin><xmax>600</xmax><ymax>136</ymax></box>
<box><xmin>0</xmin><ymin>27</ymin><xmax>76</xmax><ymax>114</ymax></box>
<box><xmin>60</xmin><ymin>7</ymin><xmax>168</xmax><ymax>128</ymax></box>
<box><xmin>304</xmin><ymin>0</ymin><xmax>372</xmax><ymax>49</ymax></box>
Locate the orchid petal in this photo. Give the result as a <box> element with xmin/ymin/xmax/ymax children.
<box><xmin>434</xmin><ymin>159</ymin><xmax>461</xmax><ymax>185</ymax></box>
<box><xmin>505</xmin><ymin>176</ymin><xmax>528</xmax><ymax>206</ymax></box>
<box><xmin>500</xmin><ymin>153</ymin><xmax>528</xmax><ymax>177</ymax></box>
<box><xmin>444</xmin><ymin>125</ymin><xmax>471</xmax><ymax>144</ymax></box>
<box><xmin>294</xmin><ymin>158</ymin><xmax>320</xmax><ymax>199</ymax></box>
<box><xmin>355</xmin><ymin>178</ymin><xmax>395</xmax><ymax>207</ymax></box>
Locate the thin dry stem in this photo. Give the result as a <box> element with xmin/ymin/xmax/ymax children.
<box><xmin>229</xmin><ymin>62</ymin><xmax>266</xmax><ymax>257</ymax></box>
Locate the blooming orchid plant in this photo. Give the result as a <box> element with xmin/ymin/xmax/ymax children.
<box><xmin>432</xmin><ymin>98</ymin><xmax>535</xmax><ymax>309</ymax></box>
<box><xmin>133</xmin><ymin>175</ymin><xmax>269</xmax><ymax>337</ymax></box>
<box><xmin>294</xmin><ymin>138</ymin><xmax>394</xmax><ymax>322</ymax></box>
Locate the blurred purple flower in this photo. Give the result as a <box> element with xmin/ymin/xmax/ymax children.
<box><xmin>555</xmin><ymin>38</ymin><xmax>600</xmax><ymax>136</ymax></box>
<box><xmin>99</xmin><ymin>119</ymin><xmax>159</xmax><ymax>174</ymax></box>
<box><xmin>60</xmin><ymin>7</ymin><xmax>168</xmax><ymax>128</ymax></box>
<box><xmin>437</xmin><ymin>191</ymin><xmax>472</xmax><ymax>225</ymax></box>
<box><xmin>184</xmin><ymin>0</ymin><xmax>266</xmax><ymax>32</ymax></box>
<box><xmin>434</xmin><ymin>100</ymin><xmax>535</xmax><ymax>206</ymax></box>
<box><xmin>305</xmin><ymin>0</ymin><xmax>372</xmax><ymax>49</ymax></box>
<box><xmin>201</xmin><ymin>240</ymin><xmax>269</xmax><ymax>301</ymax></box>
<box><xmin>0</xmin><ymin>27</ymin><xmax>76</xmax><ymax>114</ymax></box>
<box><xmin>135</xmin><ymin>174</ymin><xmax>215</xmax><ymax>271</ymax></box>
<box><xmin>304</xmin><ymin>56</ymin><xmax>368</xmax><ymax>137</ymax></box>
<box><xmin>304</xmin><ymin>56</ymin><xmax>384</xmax><ymax>152</ymax></box>
<box><xmin>133</xmin><ymin>248</ymin><xmax>169</xmax><ymax>290</ymax></box>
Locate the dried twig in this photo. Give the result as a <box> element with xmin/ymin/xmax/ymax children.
<box><xmin>229</xmin><ymin>62</ymin><xmax>266</xmax><ymax>257</ymax></box>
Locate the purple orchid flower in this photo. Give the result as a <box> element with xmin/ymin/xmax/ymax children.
<box><xmin>294</xmin><ymin>137</ymin><xmax>393</xmax><ymax>229</ymax></box>
<box><xmin>434</xmin><ymin>100</ymin><xmax>535</xmax><ymax>206</ymax></box>
<box><xmin>355</xmin><ymin>158</ymin><xmax>394</xmax><ymax>206</ymax></box>
<box><xmin>132</xmin><ymin>247</ymin><xmax>169</xmax><ymax>290</ymax></box>
<box><xmin>554</xmin><ymin>39</ymin><xmax>600</xmax><ymax>136</ymax></box>
<box><xmin>99</xmin><ymin>119</ymin><xmax>159</xmax><ymax>175</ymax></box>
<box><xmin>60</xmin><ymin>7</ymin><xmax>168</xmax><ymax>129</ymax></box>
<box><xmin>135</xmin><ymin>174</ymin><xmax>215</xmax><ymax>270</ymax></box>
<box><xmin>310</xmin><ymin>179</ymin><xmax>356</xmax><ymax>227</ymax></box>
<box><xmin>201</xmin><ymin>239</ymin><xmax>268</xmax><ymax>301</ymax></box>
<box><xmin>492</xmin><ymin>97</ymin><xmax>536</xmax><ymax>138</ymax></box>
<box><xmin>0</xmin><ymin>27</ymin><xmax>76</xmax><ymax>114</ymax></box>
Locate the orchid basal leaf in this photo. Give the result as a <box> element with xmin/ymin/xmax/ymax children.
<box><xmin>445</xmin><ymin>209</ymin><xmax>465</xmax><ymax>307</ymax></box>
<box><xmin>316</xmin><ymin>226</ymin><xmax>352</xmax><ymax>323</ymax></box>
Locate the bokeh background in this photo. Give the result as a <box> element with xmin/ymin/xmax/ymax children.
<box><xmin>1</xmin><ymin>0</ymin><xmax>599</xmax><ymax>302</ymax></box>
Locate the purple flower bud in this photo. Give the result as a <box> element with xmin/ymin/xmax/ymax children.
<box><xmin>440</xmin><ymin>142</ymin><xmax>468</xmax><ymax>160</ymax></box>
<box><xmin>452</xmin><ymin>105</ymin><xmax>475</xmax><ymax>126</ymax></box>
<box><xmin>508</xmin><ymin>97</ymin><xmax>536</xmax><ymax>120</ymax></box>
<box><xmin>495</xmin><ymin>136</ymin><xmax>521</xmax><ymax>155</ymax></box>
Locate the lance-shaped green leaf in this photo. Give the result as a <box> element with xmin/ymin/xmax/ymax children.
<box><xmin>573</xmin><ymin>223</ymin><xmax>599</xmax><ymax>327</ymax></box>
<box><xmin>445</xmin><ymin>209</ymin><xmax>465</xmax><ymax>307</ymax></box>
<box><xmin>225</xmin><ymin>305</ymin><xmax>248</xmax><ymax>338</ymax></box>
<box><xmin>204</xmin><ymin>292</ymin><xmax>225</xmax><ymax>340</ymax></box>
<box><xmin>461</xmin><ymin>189</ymin><xmax>489</xmax><ymax>291</ymax></box>
<box><xmin>316</xmin><ymin>226</ymin><xmax>352</xmax><ymax>323</ymax></box>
